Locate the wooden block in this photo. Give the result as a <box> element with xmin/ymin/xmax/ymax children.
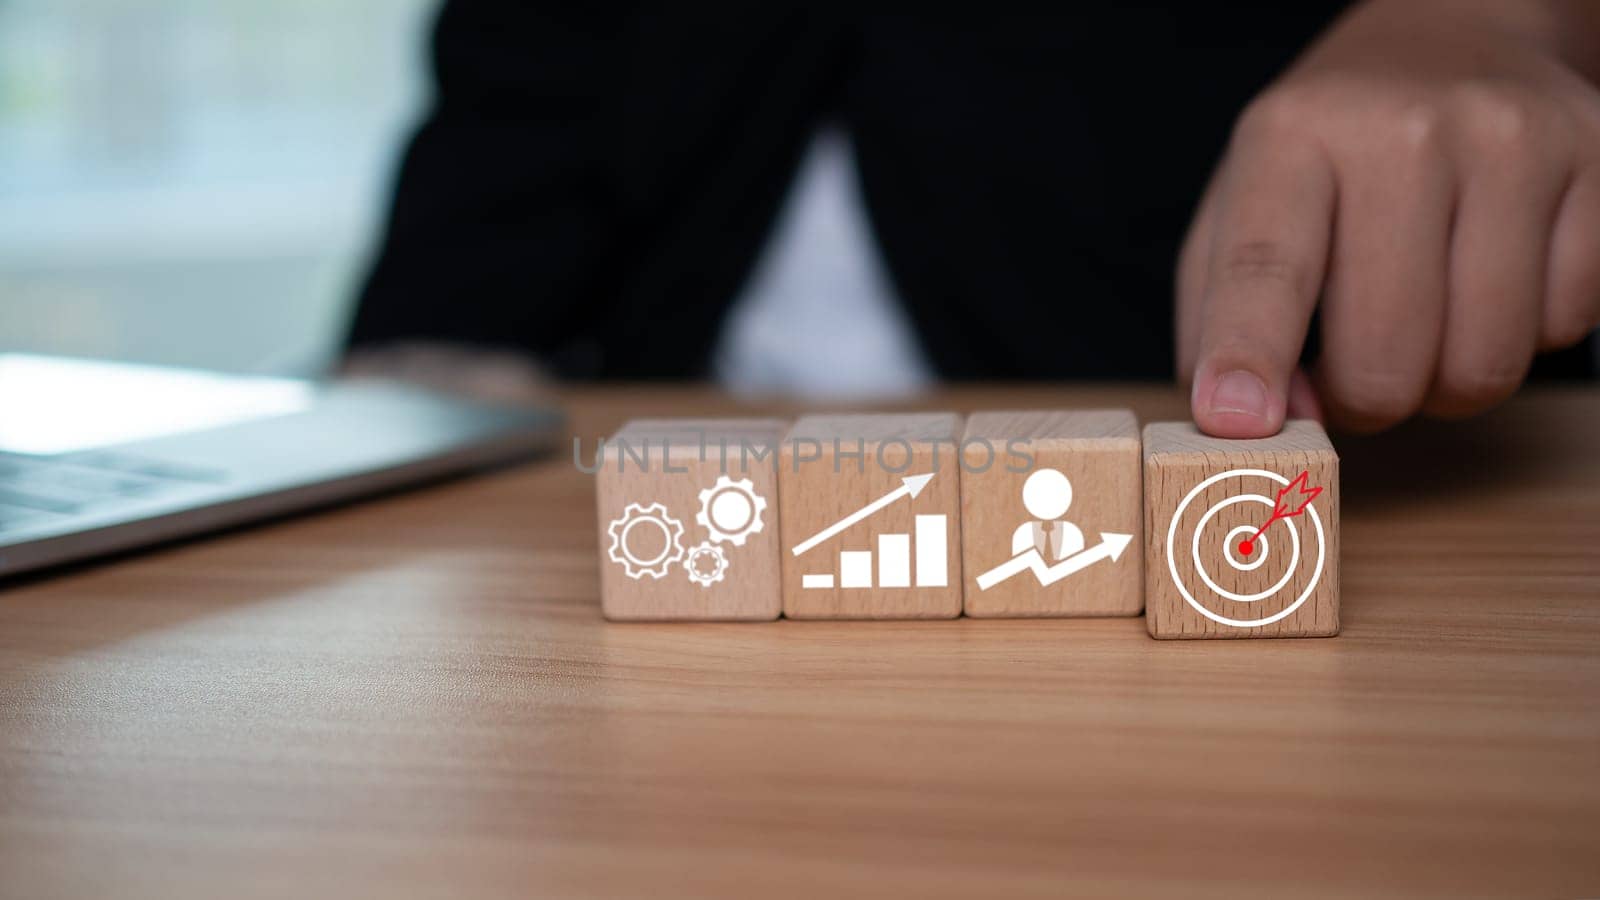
<box><xmin>779</xmin><ymin>413</ymin><xmax>963</xmax><ymax>619</ymax></box>
<box><xmin>960</xmin><ymin>410</ymin><xmax>1142</xmax><ymax>617</ymax></box>
<box><xmin>1143</xmin><ymin>420</ymin><xmax>1340</xmax><ymax>639</ymax></box>
<box><xmin>596</xmin><ymin>418</ymin><xmax>787</xmax><ymax>621</ymax></box>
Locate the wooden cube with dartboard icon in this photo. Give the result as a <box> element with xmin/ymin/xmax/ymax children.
<box><xmin>596</xmin><ymin>419</ymin><xmax>786</xmax><ymax>621</ymax></box>
<box><xmin>1143</xmin><ymin>420</ymin><xmax>1340</xmax><ymax>639</ymax></box>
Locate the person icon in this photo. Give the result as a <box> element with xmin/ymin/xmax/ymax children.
<box><xmin>1012</xmin><ymin>468</ymin><xmax>1085</xmax><ymax>561</ymax></box>
<box><xmin>975</xmin><ymin>466</ymin><xmax>1131</xmax><ymax>591</ymax></box>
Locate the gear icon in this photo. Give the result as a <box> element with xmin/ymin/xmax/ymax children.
<box><xmin>695</xmin><ymin>475</ymin><xmax>767</xmax><ymax>546</ymax></box>
<box><xmin>607</xmin><ymin>502</ymin><xmax>685</xmax><ymax>580</ymax></box>
<box><xmin>683</xmin><ymin>541</ymin><xmax>730</xmax><ymax>587</ymax></box>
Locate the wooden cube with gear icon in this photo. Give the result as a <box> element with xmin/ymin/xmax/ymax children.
<box><xmin>597</xmin><ymin>419</ymin><xmax>787</xmax><ymax>620</ymax></box>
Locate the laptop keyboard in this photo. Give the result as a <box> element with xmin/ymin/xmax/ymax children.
<box><xmin>0</xmin><ymin>451</ymin><xmax>226</xmax><ymax>534</ymax></box>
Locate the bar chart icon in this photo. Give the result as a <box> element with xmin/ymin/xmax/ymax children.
<box><xmin>841</xmin><ymin>550</ymin><xmax>873</xmax><ymax>588</ymax></box>
<box><xmin>798</xmin><ymin>515</ymin><xmax>949</xmax><ymax>590</ymax></box>
<box><xmin>792</xmin><ymin>473</ymin><xmax>950</xmax><ymax>590</ymax></box>
<box><xmin>878</xmin><ymin>533</ymin><xmax>910</xmax><ymax>587</ymax></box>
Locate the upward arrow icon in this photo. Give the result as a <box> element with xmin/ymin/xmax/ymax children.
<box><xmin>974</xmin><ymin>531</ymin><xmax>1133</xmax><ymax>591</ymax></box>
<box><xmin>790</xmin><ymin>473</ymin><xmax>934</xmax><ymax>557</ymax></box>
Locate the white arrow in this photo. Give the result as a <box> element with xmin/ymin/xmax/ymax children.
<box><xmin>790</xmin><ymin>473</ymin><xmax>934</xmax><ymax>557</ymax></box>
<box><xmin>974</xmin><ymin>532</ymin><xmax>1133</xmax><ymax>591</ymax></box>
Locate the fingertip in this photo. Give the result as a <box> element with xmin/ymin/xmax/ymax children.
<box><xmin>1195</xmin><ymin>410</ymin><xmax>1282</xmax><ymax>439</ymax></box>
<box><xmin>1190</xmin><ymin>367</ymin><xmax>1286</xmax><ymax>438</ymax></box>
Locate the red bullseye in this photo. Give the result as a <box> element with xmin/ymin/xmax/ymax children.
<box><xmin>1238</xmin><ymin>540</ymin><xmax>1254</xmax><ymax>556</ymax></box>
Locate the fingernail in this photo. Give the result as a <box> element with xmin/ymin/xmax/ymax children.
<box><xmin>1209</xmin><ymin>370</ymin><xmax>1270</xmax><ymax>419</ymax></box>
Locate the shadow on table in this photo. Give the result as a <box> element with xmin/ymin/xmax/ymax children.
<box><xmin>1337</xmin><ymin>388</ymin><xmax>1596</xmax><ymax>515</ymax></box>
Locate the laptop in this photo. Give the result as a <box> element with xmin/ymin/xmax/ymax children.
<box><xmin>0</xmin><ymin>353</ymin><xmax>562</xmax><ymax>578</ymax></box>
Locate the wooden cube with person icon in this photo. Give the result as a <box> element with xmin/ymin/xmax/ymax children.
<box><xmin>959</xmin><ymin>410</ymin><xmax>1143</xmax><ymax>617</ymax></box>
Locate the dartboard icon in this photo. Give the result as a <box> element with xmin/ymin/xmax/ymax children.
<box><xmin>1164</xmin><ymin>468</ymin><xmax>1328</xmax><ymax>628</ymax></box>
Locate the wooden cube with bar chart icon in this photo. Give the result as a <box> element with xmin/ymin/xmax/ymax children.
<box><xmin>1143</xmin><ymin>420</ymin><xmax>1340</xmax><ymax>639</ymax></box>
<box><xmin>597</xmin><ymin>418</ymin><xmax>787</xmax><ymax>621</ymax></box>
<box><xmin>779</xmin><ymin>413</ymin><xmax>963</xmax><ymax>619</ymax></box>
<box><xmin>961</xmin><ymin>410</ymin><xmax>1142</xmax><ymax>617</ymax></box>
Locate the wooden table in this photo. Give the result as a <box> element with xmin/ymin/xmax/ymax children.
<box><xmin>3</xmin><ymin>385</ymin><xmax>1597</xmax><ymax>899</ymax></box>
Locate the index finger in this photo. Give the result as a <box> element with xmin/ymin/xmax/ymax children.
<box><xmin>1191</xmin><ymin>107</ymin><xmax>1336</xmax><ymax>438</ymax></box>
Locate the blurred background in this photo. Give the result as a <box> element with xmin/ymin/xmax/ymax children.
<box><xmin>0</xmin><ymin>0</ymin><xmax>434</xmax><ymax>376</ymax></box>
<box><xmin>0</xmin><ymin>0</ymin><xmax>935</xmax><ymax>397</ymax></box>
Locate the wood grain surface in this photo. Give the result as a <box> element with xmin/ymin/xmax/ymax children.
<box><xmin>2</xmin><ymin>384</ymin><xmax>1598</xmax><ymax>899</ymax></box>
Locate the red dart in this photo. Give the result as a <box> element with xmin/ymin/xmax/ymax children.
<box><xmin>1237</xmin><ymin>470</ymin><xmax>1323</xmax><ymax>557</ymax></box>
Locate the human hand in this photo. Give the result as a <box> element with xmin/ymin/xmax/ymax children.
<box><xmin>1179</xmin><ymin>0</ymin><xmax>1600</xmax><ymax>437</ymax></box>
